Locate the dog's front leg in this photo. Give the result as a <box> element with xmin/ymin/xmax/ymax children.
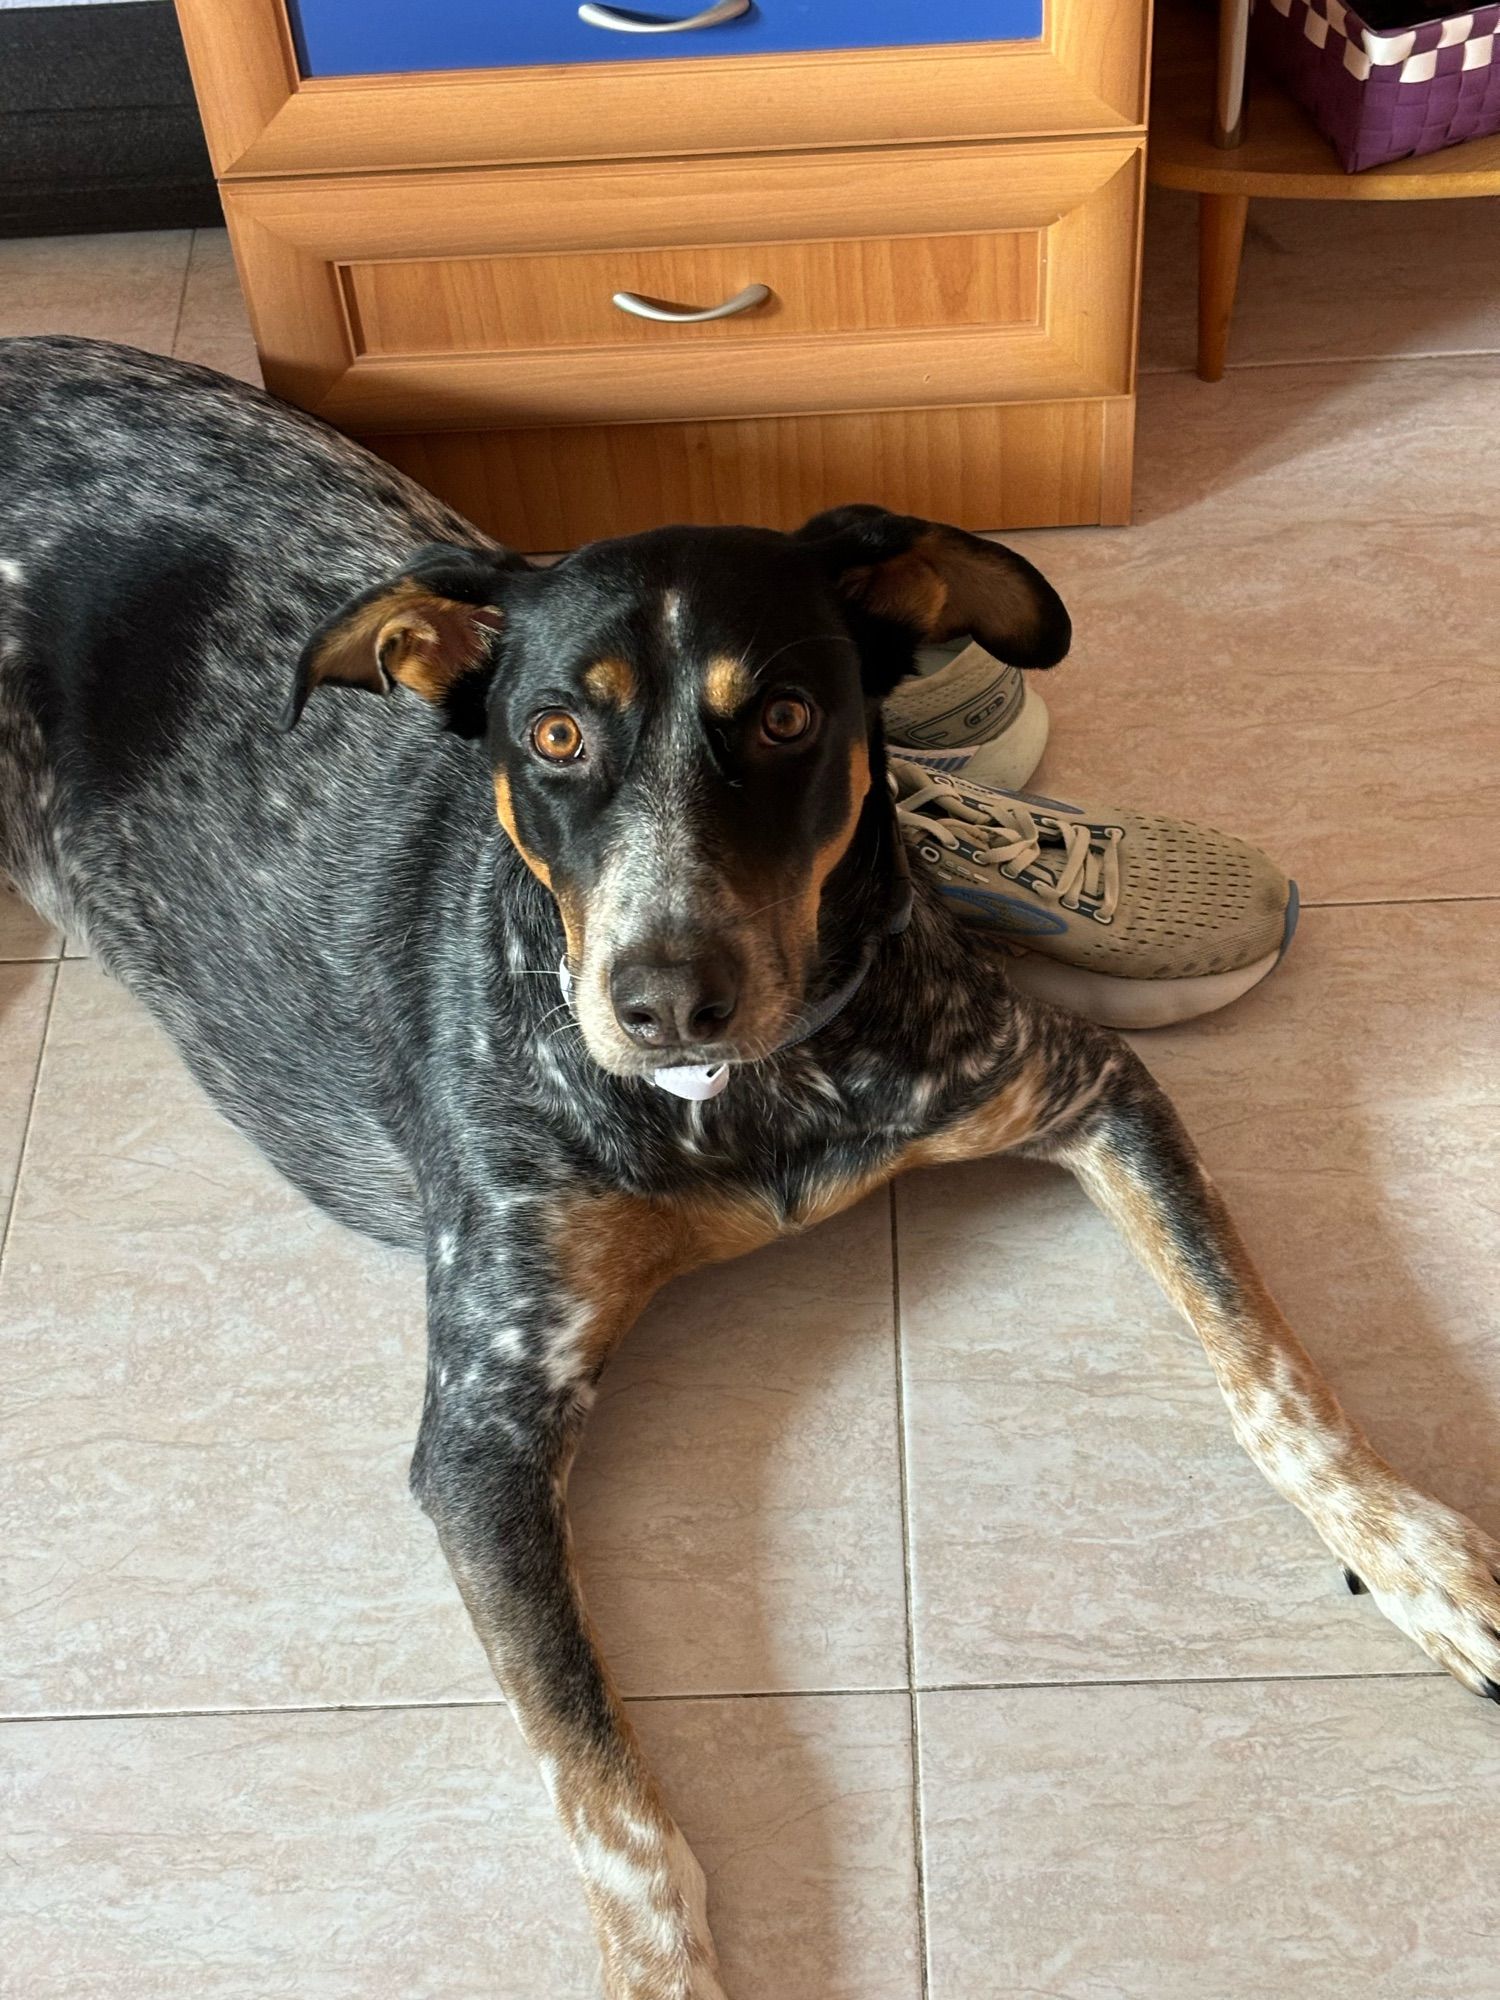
<box><xmin>411</xmin><ymin>1199</ymin><xmax>726</xmax><ymax>2000</ymax></box>
<box><xmin>912</xmin><ymin>1019</ymin><xmax>1500</xmax><ymax>1702</ymax></box>
<box><xmin>1038</xmin><ymin>1042</ymin><xmax>1500</xmax><ymax>1701</ymax></box>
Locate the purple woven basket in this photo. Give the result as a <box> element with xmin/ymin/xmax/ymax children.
<box><xmin>1254</xmin><ymin>0</ymin><xmax>1500</xmax><ymax>170</ymax></box>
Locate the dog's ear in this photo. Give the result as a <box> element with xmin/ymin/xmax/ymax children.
<box><xmin>793</xmin><ymin>504</ymin><xmax>1070</xmax><ymax>696</ymax></box>
<box><xmin>283</xmin><ymin>543</ymin><xmax>532</xmax><ymax>735</ymax></box>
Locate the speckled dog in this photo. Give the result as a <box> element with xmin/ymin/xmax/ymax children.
<box><xmin>4</xmin><ymin>337</ymin><xmax>1497</xmax><ymax>2000</ymax></box>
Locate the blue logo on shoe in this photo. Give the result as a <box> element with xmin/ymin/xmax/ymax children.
<box><xmin>939</xmin><ymin>885</ymin><xmax>1070</xmax><ymax>937</ymax></box>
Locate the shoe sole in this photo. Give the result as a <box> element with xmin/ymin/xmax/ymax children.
<box><xmin>1002</xmin><ymin>879</ymin><xmax>1301</xmax><ymax>1030</ymax></box>
<box><xmin>890</xmin><ymin>683</ymin><xmax>1050</xmax><ymax>793</ymax></box>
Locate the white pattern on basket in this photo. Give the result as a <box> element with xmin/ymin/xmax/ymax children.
<box><xmin>1268</xmin><ymin>0</ymin><xmax>1498</xmax><ymax>77</ymax></box>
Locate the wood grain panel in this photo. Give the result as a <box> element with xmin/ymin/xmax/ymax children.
<box><xmin>316</xmin><ymin>325</ymin><xmax>1113</xmax><ymax>429</ymax></box>
<box><xmin>222</xmin><ymin>137</ymin><xmax>1139</xmax><ymax>258</ymax></box>
<box><xmin>362</xmin><ymin>399</ymin><xmax>1118</xmax><ymax>550</ymax></box>
<box><xmin>174</xmin><ymin>0</ymin><xmax>1147</xmax><ymax>180</ymax></box>
<box><xmin>343</xmin><ymin>231</ymin><xmax>1042</xmax><ymax>358</ymax></box>
<box><xmin>222</xmin><ymin>141</ymin><xmax>1141</xmax><ymax>429</ymax></box>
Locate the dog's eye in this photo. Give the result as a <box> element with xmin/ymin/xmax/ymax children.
<box><xmin>759</xmin><ymin>694</ymin><xmax>816</xmax><ymax>745</ymax></box>
<box><xmin>530</xmin><ymin>710</ymin><xmax>586</xmax><ymax>763</ymax></box>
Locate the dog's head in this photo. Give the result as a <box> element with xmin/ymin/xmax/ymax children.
<box><xmin>287</xmin><ymin>507</ymin><xmax>1069</xmax><ymax>1078</ymax></box>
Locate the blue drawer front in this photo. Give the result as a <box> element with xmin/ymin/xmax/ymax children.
<box><xmin>288</xmin><ymin>0</ymin><xmax>1044</xmax><ymax>78</ymax></box>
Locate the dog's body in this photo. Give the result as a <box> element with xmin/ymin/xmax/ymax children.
<box><xmin>4</xmin><ymin>338</ymin><xmax>1496</xmax><ymax>2000</ymax></box>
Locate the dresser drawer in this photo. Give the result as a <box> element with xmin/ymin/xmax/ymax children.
<box><xmin>288</xmin><ymin>0</ymin><xmax>1043</xmax><ymax>78</ymax></box>
<box><xmin>344</xmin><ymin>231</ymin><xmax>1043</xmax><ymax>357</ymax></box>
<box><xmin>224</xmin><ymin>139</ymin><xmax>1141</xmax><ymax>430</ymax></box>
<box><xmin>177</xmin><ymin>0</ymin><xmax>1146</xmax><ymax>178</ymax></box>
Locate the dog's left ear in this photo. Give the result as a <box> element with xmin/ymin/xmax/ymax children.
<box><xmin>283</xmin><ymin>542</ymin><xmax>533</xmax><ymax>735</ymax></box>
<box><xmin>794</xmin><ymin>504</ymin><xmax>1070</xmax><ymax>696</ymax></box>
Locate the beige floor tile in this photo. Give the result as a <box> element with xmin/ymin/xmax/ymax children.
<box><xmin>573</xmin><ymin>1193</ymin><xmax>909</xmax><ymax>1696</ymax></box>
<box><xmin>0</xmin><ymin>878</ymin><xmax>58</xmax><ymax>962</ymax></box>
<box><xmin>1002</xmin><ymin>355</ymin><xmax>1500</xmax><ymax>905</ymax></box>
<box><xmin>0</xmin><ymin>962</ymin><xmax>53</xmax><ymax>1226</ymax></box>
<box><xmin>0</xmin><ymin>230</ymin><xmax>191</xmax><ymax>351</ymax></box>
<box><xmin>0</xmin><ymin>1691</ymin><xmax>919</xmax><ymax>2000</ymax></box>
<box><xmin>919</xmin><ymin>1677</ymin><xmax>1500</xmax><ymax>2000</ymax></box>
<box><xmin>1</xmin><ymin>962</ymin><xmax>906</xmax><ymax>1714</ymax></box>
<box><xmin>1142</xmin><ymin>187</ymin><xmax>1500</xmax><ymax>374</ymax></box>
<box><xmin>899</xmin><ymin>901</ymin><xmax>1500</xmax><ymax>1689</ymax></box>
<box><xmin>0</xmin><ymin>962</ymin><xmax>477</xmax><ymax>1719</ymax></box>
<box><xmin>643</xmin><ymin>1691</ymin><xmax>921</xmax><ymax>2000</ymax></box>
<box><xmin>173</xmin><ymin>229</ymin><xmax>262</xmax><ymax>386</ymax></box>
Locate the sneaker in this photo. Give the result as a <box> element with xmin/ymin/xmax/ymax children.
<box><xmin>890</xmin><ymin>757</ymin><xmax>1300</xmax><ymax>1030</ymax></box>
<box><xmin>884</xmin><ymin>640</ymin><xmax>1050</xmax><ymax>791</ymax></box>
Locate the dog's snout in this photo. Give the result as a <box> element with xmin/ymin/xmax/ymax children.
<box><xmin>609</xmin><ymin>957</ymin><xmax>739</xmax><ymax>1050</ymax></box>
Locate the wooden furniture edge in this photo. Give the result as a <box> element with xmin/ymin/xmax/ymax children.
<box><xmin>176</xmin><ymin>0</ymin><xmax>1148</xmax><ymax>180</ymax></box>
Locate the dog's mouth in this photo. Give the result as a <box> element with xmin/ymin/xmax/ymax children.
<box><xmin>553</xmin><ymin>907</ymin><xmax>807</xmax><ymax>1081</ymax></box>
<box><xmin>551</xmin><ymin>848</ymin><xmax>843</xmax><ymax>1083</ymax></box>
<box><xmin>568</xmin><ymin>970</ymin><xmax>803</xmax><ymax>1083</ymax></box>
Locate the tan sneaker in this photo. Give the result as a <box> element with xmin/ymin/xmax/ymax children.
<box><xmin>890</xmin><ymin>757</ymin><xmax>1299</xmax><ymax>1029</ymax></box>
<box><xmin>883</xmin><ymin>641</ymin><xmax>1050</xmax><ymax>791</ymax></box>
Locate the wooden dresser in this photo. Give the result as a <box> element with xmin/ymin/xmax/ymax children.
<box><xmin>175</xmin><ymin>0</ymin><xmax>1149</xmax><ymax>550</ymax></box>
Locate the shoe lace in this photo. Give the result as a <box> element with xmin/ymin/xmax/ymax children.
<box><xmin>891</xmin><ymin>768</ymin><xmax>1124</xmax><ymax>923</ymax></box>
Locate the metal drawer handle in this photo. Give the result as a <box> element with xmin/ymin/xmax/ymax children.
<box><xmin>612</xmin><ymin>282</ymin><xmax>770</xmax><ymax>323</ymax></box>
<box><xmin>578</xmin><ymin>0</ymin><xmax>750</xmax><ymax>32</ymax></box>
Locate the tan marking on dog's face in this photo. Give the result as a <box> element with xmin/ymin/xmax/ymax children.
<box><xmin>702</xmin><ymin>655</ymin><xmax>754</xmax><ymax>718</ymax></box>
<box><xmin>717</xmin><ymin>732</ymin><xmax>872</xmax><ymax>1003</ymax></box>
<box><xmin>583</xmin><ymin>655</ymin><xmax>637</xmax><ymax>709</ymax></box>
<box><xmin>781</xmin><ymin>734</ymin><xmax>872</xmax><ymax>967</ymax></box>
<box><xmin>494</xmin><ymin>770</ymin><xmax>586</xmax><ymax>965</ymax></box>
<box><xmin>493</xmin><ymin>771</ymin><xmax>552</xmax><ymax>888</ymax></box>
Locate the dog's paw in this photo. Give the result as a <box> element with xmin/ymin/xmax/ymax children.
<box><xmin>1341</xmin><ymin>1494</ymin><xmax>1500</xmax><ymax>1702</ymax></box>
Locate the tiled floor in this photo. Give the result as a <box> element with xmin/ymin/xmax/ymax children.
<box><xmin>2</xmin><ymin>199</ymin><xmax>1498</xmax><ymax>1998</ymax></box>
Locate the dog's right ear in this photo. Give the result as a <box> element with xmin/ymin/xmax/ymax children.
<box><xmin>792</xmin><ymin>504</ymin><xmax>1071</xmax><ymax>698</ymax></box>
<box><xmin>283</xmin><ymin>542</ymin><xmax>532</xmax><ymax>735</ymax></box>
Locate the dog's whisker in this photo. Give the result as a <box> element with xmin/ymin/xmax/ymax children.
<box><xmin>738</xmin><ymin>889</ymin><xmax>806</xmax><ymax>922</ymax></box>
<box><xmin>750</xmin><ymin>630</ymin><xmax>860</xmax><ymax>675</ymax></box>
<box><xmin>532</xmin><ymin>1002</ymin><xmax>577</xmax><ymax>1038</ymax></box>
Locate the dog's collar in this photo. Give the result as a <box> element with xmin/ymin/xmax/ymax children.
<box><xmin>556</xmin><ymin>864</ymin><xmax>913</xmax><ymax>1102</ymax></box>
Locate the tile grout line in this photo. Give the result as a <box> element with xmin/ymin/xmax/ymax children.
<box><xmin>1302</xmin><ymin>891</ymin><xmax>1500</xmax><ymax>911</ymax></box>
<box><xmin>166</xmin><ymin>229</ymin><xmax>195</xmax><ymax>357</ymax></box>
<box><xmin>0</xmin><ymin>1686</ymin><xmax>913</xmax><ymax>1727</ymax></box>
<box><xmin>0</xmin><ymin>1666</ymin><xmax>1453</xmax><ymax>1730</ymax></box>
<box><xmin>0</xmin><ymin>956</ymin><xmax>61</xmax><ymax>1269</ymax></box>
<box><xmin>914</xmin><ymin>1665</ymin><xmax>1448</xmax><ymax>1696</ymax></box>
<box><xmin>1137</xmin><ymin>344</ymin><xmax>1500</xmax><ymax>381</ymax></box>
<box><xmin>888</xmin><ymin>1183</ymin><xmax>933</xmax><ymax>2000</ymax></box>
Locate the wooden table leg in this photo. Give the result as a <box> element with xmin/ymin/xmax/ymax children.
<box><xmin>1198</xmin><ymin>191</ymin><xmax>1249</xmax><ymax>381</ymax></box>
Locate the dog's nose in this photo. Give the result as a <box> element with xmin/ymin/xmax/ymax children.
<box><xmin>610</xmin><ymin>957</ymin><xmax>739</xmax><ymax>1049</ymax></box>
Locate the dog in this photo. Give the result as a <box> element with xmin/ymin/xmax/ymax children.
<box><xmin>3</xmin><ymin>337</ymin><xmax>1497</xmax><ymax>2000</ymax></box>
